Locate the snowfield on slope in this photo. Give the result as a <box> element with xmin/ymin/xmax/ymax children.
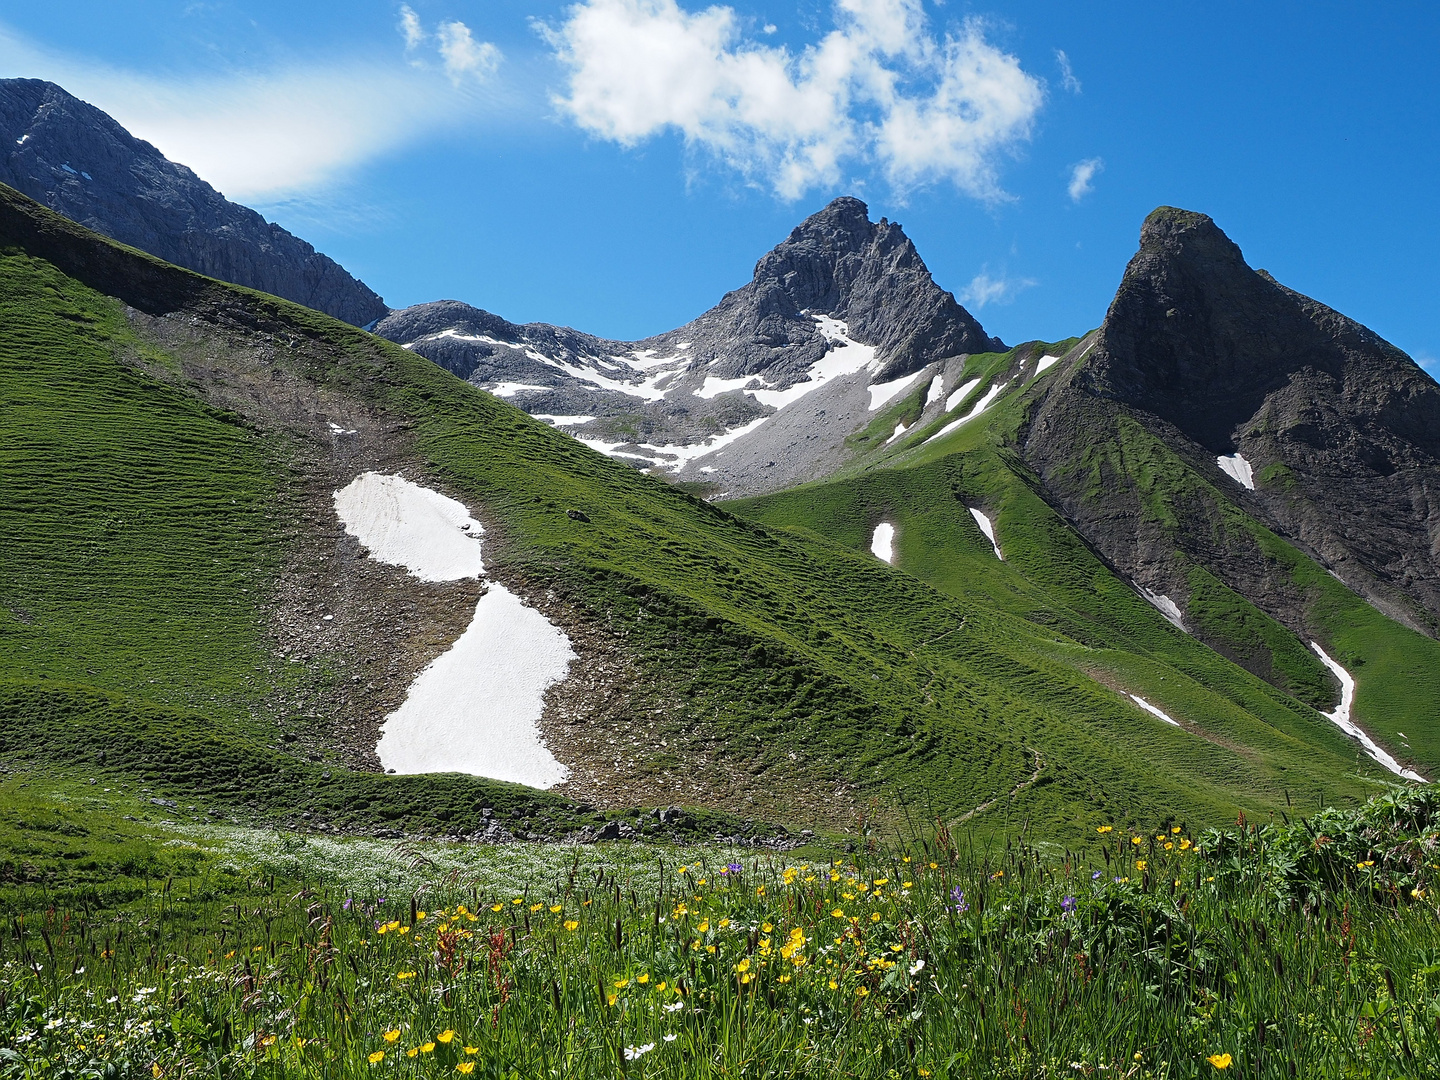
<box><xmin>968</xmin><ymin>507</ymin><xmax>1003</xmax><ymax>560</ymax></box>
<box><xmin>870</xmin><ymin>522</ymin><xmax>895</xmax><ymax>564</ymax></box>
<box><xmin>333</xmin><ymin>472</ymin><xmax>573</xmax><ymax>788</ymax></box>
<box><xmin>1217</xmin><ymin>453</ymin><xmax>1256</xmax><ymax>490</ymax></box>
<box><xmin>1129</xmin><ymin>694</ymin><xmax>1182</xmax><ymax>727</ymax></box>
<box><xmin>1309</xmin><ymin>643</ymin><xmax>1424</xmax><ymax>781</ymax></box>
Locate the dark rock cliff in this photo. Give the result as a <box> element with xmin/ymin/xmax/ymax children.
<box><xmin>1022</xmin><ymin>207</ymin><xmax>1440</xmax><ymax>658</ymax></box>
<box><xmin>0</xmin><ymin>78</ymin><xmax>387</xmax><ymax>326</ymax></box>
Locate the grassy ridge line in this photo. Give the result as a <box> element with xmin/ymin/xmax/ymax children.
<box><xmin>0</xmin><ymin>682</ymin><xmax>583</xmax><ymax>837</ymax></box>
<box><xmin>729</xmin><ymin>444</ymin><xmax>1393</xmax><ymax>827</ymax></box>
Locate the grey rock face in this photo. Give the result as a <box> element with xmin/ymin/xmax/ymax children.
<box><xmin>1022</xmin><ymin>207</ymin><xmax>1440</xmax><ymax>654</ymax></box>
<box><xmin>379</xmin><ymin>196</ymin><xmax>997</xmax><ymax>490</ymax></box>
<box><xmin>0</xmin><ymin>78</ymin><xmax>386</xmax><ymax>326</ymax></box>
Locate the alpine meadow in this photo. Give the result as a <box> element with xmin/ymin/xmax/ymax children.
<box><xmin>2</xmin><ymin>23</ymin><xmax>1440</xmax><ymax>1077</ymax></box>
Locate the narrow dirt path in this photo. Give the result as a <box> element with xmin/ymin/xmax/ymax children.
<box><xmin>953</xmin><ymin>747</ymin><xmax>1043</xmax><ymax>825</ymax></box>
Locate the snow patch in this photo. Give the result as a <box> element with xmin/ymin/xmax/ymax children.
<box><xmin>924</xmin><ymin>375</ymin><xmax>944</xmax><ymax>407</ymax></box>
<box><xmin>945</xmin><ymin>378</ymin><xmax>982</xmax><ymax>412</ymax></box>
<box><xmin>968</xmin><ymin>507</ymin><xmax>1003</xmax><ymax>560</ymax></box>
<box><xmin>487</xmin><ymin>382</ymin><xmax>552</xmax><ymax>398</ymax></box>
<box><xmin>1129</xmin><ymin>695</ymin><xmax>1181</xmax><ymax>727</ymax></box>
<box><xmin>326</xmin><ymin>421</ymin><xmax>358</xmax><ymax>436</ymax></box>
<box><xmin>868</xmin><ymin>372</ymin><xmax>920</xmax><ymax>411</ymax></box>
<box><xmin>375</xmin><ymin>585</ymin><xmax>574</xmax><ymax>788</ymax></box>
<box><xmin>885</xmin><ymin>420</ymin><xmax>910</xmax><ymax>445</ymax></box>
<box><xmin>696</xmin><ymin>317</ymin><xmax>877</xmax><ymax>412</ymax></box>
<box><xmin>333</xmin><ymin>473</ymin><xmax>484</xmax><ymax>582</ymax></box>
<box><xmin>926</xmin><ymin>382</ymin><xmax>1008</xmax><ymax>444</ymax></box>
<box><xmin>575</xmin><ymin>415</ymin><xmax>771</xmax><ymax>471</ymax></box>
<box><xmin>1034</xmin><ymin>354</ymin><xmax>1061</xmax><ymax>376</ymax></box>
<box><xmin>870</xmin><ymin>522</ymin><xmax>895</xmax><ymax>564</ymax></box>
<box><xmin>1217</xmin><ymin>453</ymin><xmax>1256</xmax><ymax>490</ymax></box>
<box><xmin>15</xmin><ymin>134</ymin><xmax>28</xmax><ymax>146</ymax></box>
<box><xmin>1309</xmin><ymin>643</ymin><xmax>1425</xmax><ymax>781</ymax></box>
<box><xmin>1137</xmin><ymin>586</ymin><xmax>1186</xmax><ymax>632</ymax></box>
<box><xmin>334</xmin><ymin>472</ymin><xmax>572</xmax><ymax>788</ymax></box>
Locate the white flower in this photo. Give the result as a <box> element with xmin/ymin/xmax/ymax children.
<box><xmin>663</xmin><ymin>1001</ymin><xmax>684</xmax><ymax>1012</ymax></box>
<box><xmin>663</xmin><ymin>1034</ymin><xmax>678</xmax><ymax>1042</ymax></box>
<box><xmin>909</xmin><ymin>959</ymin><xmax>925</xmax><ymax>975</ymax></box>
<box><xmin>624</xmin><ymin>1043</ymin><xmax>656</xmax><ymax>1060</ymax></box>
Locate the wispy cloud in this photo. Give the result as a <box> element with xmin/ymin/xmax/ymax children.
<box><xmin>0</xmin><ymin>16</ymin><xmax>503</xmax><ymax>202</ymax></box>
<box><xmin>1055</xmin><ymin>49</ymin><xmax>1080</xmax><ymax>93</ymax></box>
<box><xmin>539</xmin><ymin>0</ymin><xmax>1045</xmax><ymax>201</ymax></box>
<box><xmin>960</xmin><ymin>270</ymin><xmax>1036</xmax><ymax>309</ymax></box>
<box><xmin>1067</xmin><ymin>156</ymin><xmax>1103</xmax><ymax>202</ymax></box>
<box><xmin>399</xmin><ymin>5</ymin><xmax>503</xmax><ymax>86</ymax></box>
<box><xmin>1416</xmin><ymin>352</ymin><xmax>1439</xmax><ymax>380</ymax></box>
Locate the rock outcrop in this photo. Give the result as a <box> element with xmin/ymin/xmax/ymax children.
<box><xmin>1022</xmin><ymin>207</ymin><xmax>1440</xmax><ymax>655</ymax></box>
<box><xmin>0</xmin><ymin>78</ymin><xmax>387</xmax><ymax>326</ymax></box>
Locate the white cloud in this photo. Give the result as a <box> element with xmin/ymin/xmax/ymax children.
<box><xmin>438</xmin><ymin>21</ymin><xmax>502</xmax><ymax>84</ymax></box>
<box><xmin>399</xmin><ymin>5</ymin><xmax>425</xmax><ymax>52</ymax></box>
<box><xmin>960</xmin><ymin>270</ymin><xmax>1036</xmax><ymax>309</ymax></box>
<box><xmin>541</xmin><ymin>0</ymin><xmax>1044</xmax><ymax>200</ymax></box>
<box><xmin>1067</xmin><ymin>156</ymin><xmax>1102</xmax><ymax>202</ymax></box>
<box><xmin>1055</xmin><ymin>49</ymin><xmax>1080</xmax><ymax>93</ymax></box>
<box><xmin>0</xmin><ymin>19</ymin><xmax>501</xmax><ymax>202</ymax></box>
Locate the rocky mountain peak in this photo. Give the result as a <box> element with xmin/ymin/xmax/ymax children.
<box><xmin>0</xmin><ymin>78</ymin><xmax>387</xmax><ymax>326</ymax></box>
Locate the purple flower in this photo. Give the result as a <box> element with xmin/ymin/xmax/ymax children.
<box><xmin>727</xmin><ymin>862</ymin><xmax>743</xmax><ymax>875</ymax></box>
<box><xmin>343</xmin><ymin>897</ymin><xmax>353</xmax><ymax>910</ymax></box>
<box><xmin>950</xmin><ymin>885</ymin><xmax>969</xmax><ymax>914</ymax></box>
<box><xmin>1061</xmin><ymin>895</ymin><xmax>1077</xmax><ymax>915</ymax></box>
<box><xmin>1092</xmin><ymin>871</ymin><xmax>1103</xmax><ymax>881</ymax></box>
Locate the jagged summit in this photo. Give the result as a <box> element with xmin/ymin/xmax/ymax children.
<box><xmin>379</xmin><ymin>194</ymin><xmax>999</xmax><ymax>494</ymax></box>
<box><xmin>0</xmin><ymin>78</ymin><xmax>387</xmax><ymax>325</ymax></box>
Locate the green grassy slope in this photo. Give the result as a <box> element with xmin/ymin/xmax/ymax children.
<box><xmin>0</xmin><ymin>184</ymin><xmax>1419</xmax><ymax>851</ymax></box>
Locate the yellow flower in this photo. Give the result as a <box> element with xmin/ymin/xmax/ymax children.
<box><xmin>832</xmin><ymin>908</ymin><xmax>845</xmax><ymax>919</ymax></box>
<box><xmin>417</xmin><ymin>911</ymin><xmax>426</xmax><ymax>920</ymax></box>
<box><xmin>491</xmin><ymin>904</ymin><xmax>503</xmax><ymax>912</ymax></box>
<box><xmin>614</xmin><ymin>979</ymin><xmax>630</xmax><ymax>989</ymax></box>
<box><xmin>407</xmin><ymin>1048</ymin><xmax>419</xmax><ymax>1059</ymax></box>
<box><xmin>873</xmin><ymin>878</ymin><xmax>888</xmax><ymax>886</ymax></box>
<box><xmin>735</xmin><ymin>958</ymin><xmax>751</xmax><ymax>973</ymax></box>
<box><xmin>1165</xmin><ymin>842</ymin><xmax>1174</xmax><ymax>850</ymax></box>
<box><xmin>870</xmin><ymin>912</ymin><xmax>882</xmax><ymax>923</ymax></box>
<box><xmin>1136</xmin><ymin>860</ymin><xmax>1148</xmax><ymax>871</ymax></box>
<box><xmin>828</xmin><ymin>980</ymin><xmax>838</xmax><ymax>990</ymax></box>
<box><xmin>903</xmin><ymin>882</ymin><xmax>913</xmax><ymax>889</ymax></box>
<box><xmin>530</xmin><ymin>904</ymin><xmax>544</xmax><ymax>912</ymax></box>
<box><xmin>549</xmin><ymin>905</ymin><xmax>563</xmax><ymax>913</ymax></box>
<box><xmin>1207</xmin><ymin>1052</ymin><xmax>1233</xmax><ymax>1069</ymax></box>
<box><xmin>607</xmin><ymin>993</ymin><xmax>617</xmax><ymax>1006</ymax></box>
<box><xmin>368</xmin><ymin>1051</ymin><xmax>385</xmax><ymax>1064</ymax></box>
<box><xmin>762</xmin><ymin>922</ymin><xmax>774</xmax><ymax>933</ymax></box>
<box><xmin>697</xmin><ymin>920</ymin><xmax>710</xmax><ymax>933</ymax></box>
<box><xmin>464</xmin><ymin>1046</ymin><xmax>479</xmax><ymax>1055</ymax></box>
<box><xmin>1097</xmin><ymin>825</ymin><xmax>1113</xmax><ymax>834</ymax></box>
<box><xmin>1172</xmin><ymin>826</ymin><xmax>1182</xmax><ymax>834</ymax></box>
<box><xmin>718</xmin><ymin>918</ymin><xmax>730</xmax><ymax>929</ymax></box>
<box><xmin>1131</xmin><ymin>837</ymin><xmax>1143</xmax><ymax>846</ymax></box>
<box><xmin>384</xmin><ymin>1030</ymin><xmax>401</xmax><ymax>1043</ymax></box>
<box><xmin>856</xmin><ymin>986</ymin><xmax>869</xmax><ymax>997</ymax></box>
<box><xmin>152</xmin><ymin>1067</ymin><xmax>163</xmax><ymax>1080</ymax></box>
<box><xmin>564</xmin><ymin>920</ymin><xmax>579</xmax><ymax>932</ymax></box>
<box><xmin>1411</xmin><ymin>888</ymin><xmax>1425</xmax><ymax>900</ymax></box>
<box><xmin>397</xmin><ymin>926</ymin><xmax>409</xmax><ymax>936</ymax></box>
<box><xmin>637</xmin><ymin>973</ymin><xmax>650</xmax><ymax>984</ymax></box>
<box><xmin>456</xmin><ymin>1065</ymin><xmax>475</xmax><ymax>1075</ymax></box>
<box><xmin>437</xmin><ymin>1030</ymin><xmax>455</xmax><ymax>1044</ymax></box>
<box><xmin>511</xmin><ymin>898</ymin><xmax>523</xmax><ymax>906</ymax></box>
<box><xmin>420</xmin><ymin>1042</ymin><xmax>436</xmax><ymax>1054</ymax></box>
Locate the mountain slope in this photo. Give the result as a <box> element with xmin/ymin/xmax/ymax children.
<box><xmin>377</xmin><ymin>197</ymin><xmax>1001</xmax><ymax>496</ymax></box>
<box><xmin>743</xmin><ymin>208</ymin><xmax>1440</xmax><ymax>785</ymax></box>
<box><xmin>1</xmin><ymin>182</ymin><xmax>1411</xmax><ymax>845</ymax></box>
<box><xmin>0</xmin><ymin>78</ymin><xmax>387</xmax><ymax>326</ymax></box>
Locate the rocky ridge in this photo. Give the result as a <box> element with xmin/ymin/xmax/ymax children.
<box><xmin>1019</xmin><ymin>207</ymin><xmax>1440</xmax><ymax>663</ymax></box>
<box><xmin>0</xmin><ymin>78</ymin><xmax>387</xmax><ymax>326</ymax></box>
<box><xmin>377</xmin><ymin>196</ymin><xmax>1001</xmax><ymax>494</ymax></box>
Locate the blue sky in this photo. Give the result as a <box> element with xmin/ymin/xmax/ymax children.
<box><xmin>3</xmin><ymin>2</ymin><xmax>1437</xmax><ymax>369</ymax></box>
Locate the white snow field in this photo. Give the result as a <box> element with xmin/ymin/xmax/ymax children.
<box><xmin>870</xmin><ymin>522</ymin><xmax>896</xmax><ymax>564</ymax></box>
<box><xmin>885</xmin><ymin>420</ymin><xmax>910</xmax><ymax>445</ymax></box>
<box><xmin>333</xmin><ymin>472</ymin><xmax>573</xmax><ymax>788</ymax></box>
<box><xmin>1309</xmin><ymin>643</ymin><xmax>1425</xmax><ymax>781</ymax></box>
<box><xmin>944</xmin><ymin>378</ymin><xmax>982</xmax><ymax>412</ymax></box>
<box><xmin>1129</xmin><ymin>694</ymin><xmax>1182</xmax><ymax>727</ymax></box>
<box><xmin>1137</xmin><ymin>586</ymin><xmax>1187</xmax><ymax>631</ymax></box>
<box><xmin>376</xmin><ymin>587</ymin><xmax>575</xmax><ymax>788</ymax></box>
<box><xmin>925</xmin><ymin>375</ymin><xmax>945</xmax><ymax>407</ymax></box>
<box><xmin>867</xmin><ymin>371</ymin><xmax>920</xmax><ymax>411</ymax></box>
<box><xmin>968</xmin><ymin>507</ymin><xmax>1003</xmax><ymax>560</ymax></box>
<box><xmin>1034</xmin><ymin>354</ymin><xmax>1061</xmax><ymax>376</ymax></box>
<box><xmin>927</xmin><ymin>382</ymin><xmax>1008</xmax><ymax>444</ymax></box>
<box><xmin>1217</xmin><ymin>453</ymin><xmax>1256</xmax><ymax>490</ymax></box>
<box><xmin>333</xmin><ymin>473</ymin><xmax>485</xmax><ymax>582</ymax></box>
